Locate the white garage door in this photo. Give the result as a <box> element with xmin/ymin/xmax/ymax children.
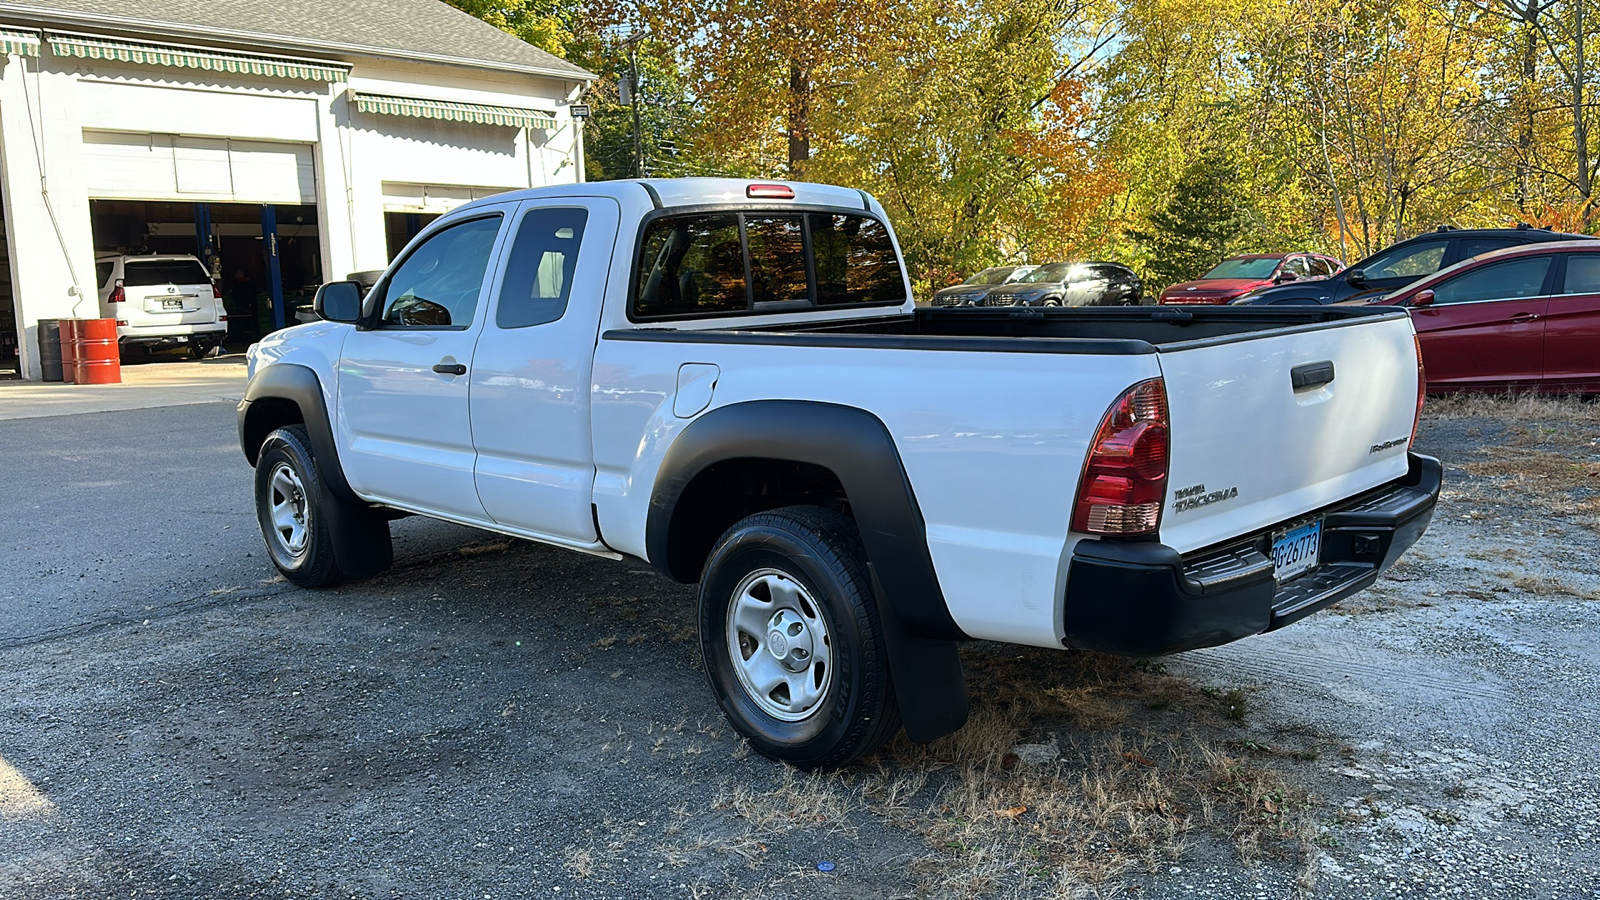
<box><xmin>83</xmin><ymin>131</ymin><xmax>316</xmax><ymax>204</ymax></box>
<box><xmin>381</xmin><ymin>182</ymin><xmax>512</xmax><ymax>215</ymax></box>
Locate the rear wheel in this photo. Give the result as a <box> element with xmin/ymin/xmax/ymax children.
<box><xmin>699</xmin><ymin>506</ymin><xmax>901</xmax><ymax>770</ymax></box>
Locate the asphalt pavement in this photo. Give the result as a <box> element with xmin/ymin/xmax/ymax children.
<box><xmin>2</xmin><ymin>393</ymin><xmax>1598</xmax><ymax>899</ymax></box>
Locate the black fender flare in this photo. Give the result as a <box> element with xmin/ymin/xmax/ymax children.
<box><xmin>238</xmin><ymin>363</ymin><xmax>390</xmax><ymax>579</ymax></box>
<box><xmin>238</xmin><ymin>363</ymin><xmax>356</xmax><ymax>502</ymax></box>
<box><xmin>649</xmin><ymin>400</ymin><xmax>969</xmax><ymax>743</ymax></box>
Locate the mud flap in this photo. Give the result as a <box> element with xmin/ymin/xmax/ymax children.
<box><xmin>869</xmin><ymin>564</ymin><xmax>969</xmax><ymax>743</ymax></box>
<box><xmin>321</xmin><ymin>488</ymin><xmax>394</xmax><ymax>581</ymax></box>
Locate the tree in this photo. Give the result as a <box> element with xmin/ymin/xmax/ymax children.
<box><xmin>443</xmin><ymin>0</ymin><xmax>569</xmax><ymax>55</ymax></box>
<box><xmin>1129</xmin><ymin>151</ymin><xmax>1251</xmax><ymax>287</ymax></box>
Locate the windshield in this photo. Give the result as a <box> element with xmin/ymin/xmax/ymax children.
<box><xmin>1201</xmin><ymin>257</ymin><xmax>1280</xmax><ymax>280</ymax></box>
<box><xmin>966</xmin><ymin>268</ymin><xmax>1010</xmax><ymax>285</ymax></box>
<box><xmin>1021</xmin><ymin>263</ymin><xmax>1075</xmax><ymax>283</ymax></box>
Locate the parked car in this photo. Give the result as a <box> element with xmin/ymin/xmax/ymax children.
<box><xmin>239</xmin><ymin>177</ymin><xmax>1436</xmax><ymax>770</ymax></box>
<box><xmin>1159</xmin><ymin>253</ymin><xmax>1342</xmax><ymax>305</ymax></box>
<box><xmin>1345</xmin><ymin>240</ymin><xmax>1600</xmax><ymax>394</ymax></box>
<box><xmin>96</xmin><ymin>253</ymin><xmax>227</xmax><ymax>358</ymax></box>
<box><xmin>980</xmin><ymin>261</ymin><xmax>1142</xmax><ymax>307</ymax></box>
<box><xmin>929</xmin><ymin>265</ymin><xmax>1037</xmax><ymax>307</ymax></box>
<box><xmin>1236</xmin><ymin>226</ymin><xmax>1595</xmax><ymax>305</ymax></box>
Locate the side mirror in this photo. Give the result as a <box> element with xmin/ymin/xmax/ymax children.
<box><xmin>1411</xmin><ymin>289</ymin><xmax>1435</xmax><ymax>308</ymax></box>
<box><xmin>1275</xmin><ymin>270</ymin><xmax>1300</xmax><ymax>283</ymax></box>
<box><xmin>313</xmin><ymin>281</ymin><xmax>363</xmax><ymax>323</ymax></box>
<box><xmin>1346</xmin><ymin>269</ymin><xmax>1367</xmax><ymax>286</ymax></box>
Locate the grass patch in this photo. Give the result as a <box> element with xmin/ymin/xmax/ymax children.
<box><xmin>1424</xmin><ymin>392</ymin><xmax>1600</xmax><ymax>423</ymax></box>
<box><xmin>687</xmin><ymin>646</ymin><xmax>1322</xmax><ymax>898</ymax></box>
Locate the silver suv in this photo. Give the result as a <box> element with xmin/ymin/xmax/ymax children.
<box><xmin>95</xmin><ymin>254</ymin><xmax>227</xmax><ymax>358</ymax></box>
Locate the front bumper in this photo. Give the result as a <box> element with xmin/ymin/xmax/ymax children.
<box><xmin>1060</xmin><ymin>453</ymin><xmax>1441</xmax><ymax>657</ymax></box>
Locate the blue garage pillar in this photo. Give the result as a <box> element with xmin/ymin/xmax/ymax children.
<box><xmin>261</xmin><ymin>204</ymin><xmax>285</xmax><ymax>331</ymax></box>
<box><xmin>193</xmin><ymin>203</ymin><xmax>214</xmax><ymax>272</ymax></box>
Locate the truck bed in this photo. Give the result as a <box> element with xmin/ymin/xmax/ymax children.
<box><xmin>607</xmin><ymin>305</ymin><xmax>1408</xmax><ymax>352</ymax></box>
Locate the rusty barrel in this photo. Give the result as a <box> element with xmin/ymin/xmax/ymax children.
<box><xmin>59</xmin><ymin>318</ymin><xmax>81</xmax><ymax>384</ymax></box>
<box><xmin>71</xmin><ymin>318</ymin><xmax>121</xmax><ymax>385</ymax></box>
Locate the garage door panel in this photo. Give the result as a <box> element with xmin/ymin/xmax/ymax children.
<box><xmin>83</xmin><ymin>130</ymin><xmax>313</xmax><ymax>204</ymax></box>
<box><xmin>83</xmin><ymin>131</ymin><xmax>179</xmax><ymax>198</ymax></box>
<box><xmin>173</xmin><ymin>137</ymin><xmax>234</xmax><ymax>195</ymax></box>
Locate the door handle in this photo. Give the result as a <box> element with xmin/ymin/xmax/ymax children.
<box><xmin>1509</xmin><ymin>313</ymin><xmax>1540</xmax><ymax>323</ymax></box>
<box><xmin>432</xmin><ymin>362</ymin><xmax>467</xmax><ymax>376</ymax></box>
<box><xmin>1290</xmin><ymin>360</ymin><xmax>1336</xmax><ymax>390</ymax></box>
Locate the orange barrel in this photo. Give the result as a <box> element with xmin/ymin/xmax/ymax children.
<box><xmin>59</xmin><ymin>318</ymin><xmax>81</xmax><ymax>384</ymax></box>
<box><xmin>72</xmin><ymin>318</ymin><xmax>122</xmax><ymax>385</ymax></box>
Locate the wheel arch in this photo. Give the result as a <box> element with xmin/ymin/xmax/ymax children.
<box><xmin>237</xmin><ymin>363</ymin><xmax>357</xmax><ymax>502</ymax></box>
<box><xmin>649</xmin><ymin>400</ymin><xmax>970</xmax><ymax>745</ymax></box>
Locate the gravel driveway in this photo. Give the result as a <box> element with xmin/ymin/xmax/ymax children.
<box><xmin>1</xmin><ymin>396</ymin><xmax>1596</xmax><ymax>899</ymax></box>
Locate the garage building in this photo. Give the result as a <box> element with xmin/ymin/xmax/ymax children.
<box><xmin>0</xmin><ymin>0</ymin><xmax>594</xmax><ymax>379</ymax></box>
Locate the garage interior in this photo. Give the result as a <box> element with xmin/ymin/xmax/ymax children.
<box><xmin>91</xmin><ymin>200</ymin><xmax>320</xmax><ymax>350</ymax></box>
<box><xmin>0</xmin><ymin>184</ymin><xmax>15</xmax><ymax>379</ymax></box>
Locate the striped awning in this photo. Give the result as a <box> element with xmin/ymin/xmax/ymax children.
<box><xmin>0</xmin><ymin>28</ymin><xmax>39</xmax><ymax>57</ymax></box>
<box><xmin>353</xmin><ymin>92</ymin><xmax>556</xmax><ymax>130</ymax></box>
<box><xmin>48</xmin><ymin>34</ymin><xmax>347</xmax><ymax>82</ymax></box>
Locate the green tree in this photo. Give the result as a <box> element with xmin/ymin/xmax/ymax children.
<box><xmin>1129</xmin><ymin>151</ymin><xmax>1251</xmax><ymax>287</ymax></box>
<box><xmin>443</xmin><ymin>0</ymin><xmax>568</xmax><ymax>55</ymax></box>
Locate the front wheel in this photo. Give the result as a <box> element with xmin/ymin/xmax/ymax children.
<box><xmin>699</xmin><ymin>506</ymin><xmax>901</xmax><ymax>770</ymax></box>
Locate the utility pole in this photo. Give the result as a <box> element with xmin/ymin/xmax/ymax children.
<box><xmin>629</xmin><ymin>41</ymin><xmax>644</xmax><ymax>179</ymax></box>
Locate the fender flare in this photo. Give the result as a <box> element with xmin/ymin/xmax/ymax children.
<box><xmin>648</xmin><ymin>400</ymin><xmax>969</xmax><ymax>743</ymax></box>
<box><xmin>237</xmin><ymin>363</ymin><xmax>357</xmax><ymax>503</ymax></box>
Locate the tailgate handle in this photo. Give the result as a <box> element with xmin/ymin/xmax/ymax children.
<box><xmin>1291</xmin><ymin>360</ymin><xmax>1335</xmax><ymax>390</ymax></box>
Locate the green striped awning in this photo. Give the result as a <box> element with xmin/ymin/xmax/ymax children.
<box><xmin>48</xmin><ymin>34</ymin><xmax>347</xmax><ymax>82</ymax></box>
<box><xmin>353</xmin><ymin>92</ymin><xmax>557</xmax><ymax>130</ymax></box>
<box><xmin>0</xmin><ymin>28</ymin><xmax>40</xmax><ymax>57</ymax></box>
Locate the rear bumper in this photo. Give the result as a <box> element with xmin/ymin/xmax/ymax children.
<box><xmin>1060</xmin><ymin>452</ymin><xmax>1441</xmax><ymax>657</ymax></box>
<box><xmin>118</xmin><ymin>324</ymin><xmax>226</xmax><ymax>347</ymax></box>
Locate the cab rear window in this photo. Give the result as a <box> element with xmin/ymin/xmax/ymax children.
<box><xmin>123</xmin><ymin>260</ymin><xmax>211</xmax><ymax>287</ymax></box>
<box><xmin>632</xmin><ymin>210</ymin><xmax>905</xmax><ymax>320</ymax></box>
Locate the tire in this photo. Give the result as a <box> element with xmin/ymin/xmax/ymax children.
<box><xmin>253</xmin><ymin>424</ymin><xmax>392</xmax><ymax>588</ymax></box>
<box><xmin>189</xmin><ymin>341</ymin><xmax>211</xmax><ymax>360</ymax></box>
<box><xmin>699</xmin><ymin>506</ymin><xmax>901</xmax><ymax>770</ymax></box>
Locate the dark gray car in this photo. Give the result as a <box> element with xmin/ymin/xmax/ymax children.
<box><xmin>929</xmin><ymin>265</ymin><xmax>1037</xmax><ymax>307</ymax></box>
<box><xmin>980</xmin><ymin>261</ymin><xmax>1143</xmax><ymax>307</ymax></box>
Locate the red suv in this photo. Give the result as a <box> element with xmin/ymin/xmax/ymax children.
<box><xmin>1350</xmin><ymin>241</ymin><xmax>1600</xmax><ymax>394</ymax></box>
<box><xmin>1159</xmin><ymin>253</ymin><xmax>1343</xmax><ymax>304</ymax></box>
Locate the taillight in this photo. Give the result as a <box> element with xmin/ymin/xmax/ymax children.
<box><xmin>115</xmin><ymin>319</ymin><xmax>128</xmax><ymax>326</ymax></box>
<box><xmin>109</xmin><ymin>279</ymin><xmax>125</xmax><ymax>303</ymax></box>
<box><xmin>218</xmin><ymin>314</ymin><xmax>228</xmax><ymax>322</ymax></box>
<box><xmin>1410</xmin><ymin>333</ymin><xmax>1426</xmax><ymax>447</ymax></box>
<box><xmin>1072</xmin><ymin>379</ymin><xmax>1170</xmax><ymax>536</ymax></box>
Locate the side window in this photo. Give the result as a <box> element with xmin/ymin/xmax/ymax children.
<box><xmin>1458</xmin><ymin>237</ymin><xmax>1523</xmax><ymax>260</ymax></box>
<box><xmin>379</xmin><ymin>216</ymin><xmax>502</xmax><ymax>328</ymax></box>
<box><xmin>496</xmin><ymin>206</ymin><xmax>588</xmax><ymax>329</ymax></box>
<box><xmin>95</xmin><ymin>261</ymin><xmax>115</xmax><ymax>287</ymax></box>
<box><xmin>1308</xmin><ymin>257</ymin><xmax>1333</xmax><ymax>277</ymax></box>
<box><xmin>1363</xmin><ymin>241</ymin><xmax>1448</xmax><ymax>280</ymax></box>
<box><xmin>745</xmin><ymin>216</ymin><xmax>809</xmax><ymax>304</ymax></box>
<box><xmin>1284</xmin><ymin>256</ymin><xmax>1310</xmax><ymax>277</ymax></box>
<box><xmin>1559</xmin><ymin>255</ymin><xmax>1600</xmax><ymax>295</ymax></box>
<box><xmin>634</xmin><ymin>214</ymin><xmax>747</xmax><ymax>318</ymax></box>
<box><xmin>1432</xmin><ymin>256</ymin><xmax>1552</xmax><ymax>305</ymax></box>
<box><xmin>808</xmin><ymin>214</ymin><xmax>904</xmax><ymax>305</ymax></box>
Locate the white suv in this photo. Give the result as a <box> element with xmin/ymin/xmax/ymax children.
<box><xmin>96</xmin><ymin>254</ymin><xmax>227</xmax><ymax>358</ymax></box>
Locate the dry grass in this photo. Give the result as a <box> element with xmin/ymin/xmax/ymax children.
<box><xmin>689</xmin><ymin>647</ymin><xmax>1322</xmax><ymax>898</ymax></box>
<box><xmin>1511</xmin><ymin>574</ymin><xmax>1600</xmax><ymax>600</ymax></box>
<box><xmin>1424</xmin><ymin>392</ymin><xmax>1600</xmax><ymax>423</ymax></box>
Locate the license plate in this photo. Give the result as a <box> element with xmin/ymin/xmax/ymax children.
<box><xmin>1271</xmin><ymin>520</ymin><xmax>1321</xmax><ymax>583</ymax></box>
<box><xmin>162</xmin><ymin>298</ymin><xmax>184</xmax><ymax>309</ymax></box>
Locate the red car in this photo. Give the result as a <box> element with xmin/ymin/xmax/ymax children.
<box><xmin>1349</xmin><ymin>241</ymin><xmax>1600</xmax><ymax>394</ymax></box>
<box><xmin>1159</xmin><ymin>253</ymin><xmax>1344</xmax><ymax>304</ymax></box>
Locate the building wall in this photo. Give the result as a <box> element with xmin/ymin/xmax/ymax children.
<box><xmin>2</xmin><ymin>46</ymin><xmax>584</xmax><ymax>380</ymax></box>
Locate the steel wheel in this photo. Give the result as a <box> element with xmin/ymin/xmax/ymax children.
<box><xmin>725</xmin><ymin>568</ymin><xmax>834</xmax><ymax>721</ymax></box>
<box><xmin>267</xmin><ymin>462</ymin><xmax>310</xmax><ymax>557</ymax></box>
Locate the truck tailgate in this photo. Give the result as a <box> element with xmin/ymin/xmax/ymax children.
<box><xmin>1157</xmin><ymin>312</ymin><xmax>1418</xmax><ymax>555</ymax></box>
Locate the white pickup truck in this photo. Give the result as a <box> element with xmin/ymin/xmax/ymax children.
<box><xmin>239</xmin><ymin>178</ymin><xmax>1440</xmax><ymax>769</ymax></box>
